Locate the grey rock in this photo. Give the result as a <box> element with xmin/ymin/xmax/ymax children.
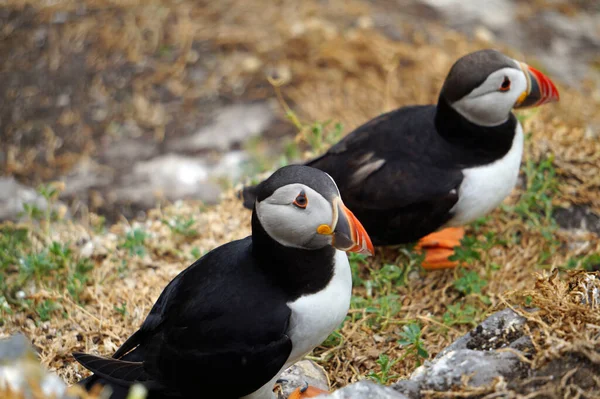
<box><xmin>403</xmin><ymin>0</ymin><xmax>600</xmax><ymax>87</ymax></box>
<box><xmin>102</xmin><ymin>133</ymin><xmax>156</xmax><ymax>166</ymax></box>
<box><xmin>421</xmin><ymin>0</ymin><xmax>515</xmax><ymax>30</ymax></box>
<box><xmin>436</xmin><ymin>308</ymin><xmax>528</xmax><ymax>358</ymax></box>
<box><xmin>0</xmin><ymin>334</ymin><xmax>34</xmax><ymax>362</ymax></box>
<box><xmin>554</xmin><ymin>205</ymin><xmax>600</xmax><ymax>236</ymax></box>
<box><xmin>410</xmin><ymin>349</ymin><xmax>525</xmax><ymax>391</ymax></box>
<box><xmin>390</xmin><ymin>309</ymin><xmax>533</xmax><ymax>396</ymax></box>
<box><xmin>60</xmin><ymin>158</ymin><xmax>114</xmax><ymax>197</ymax></box>
<box><xmin>278</xmin><ymin>360</ymin><xmax>329</xmax><ymax>398</ymax></box>
<box><xmin>0</xmin><ymin>177</ymin><xmax>46</xmax><ymax>221</ymax></box>
<box><xmin>391</xmin><ymin>380</ymin><xmax>420</xmax><ymax>399</ymax></box>
<box><xmin>0</xmin><ymin>177</ymin><xmax>68</xmax><ymax>222</ymax></box>
<box><xmin>0</xmin><ymin>334</ymin><xmax>74</xmax><ymax>399</ymax></box>
<box><xmin>319</xmin><ymin>380</ymin><xmax>409</xmax><ymax>399</ymax></box>
<box><xmin>114</xmin><ymin>154</ymin><xmax>225</xmax><ymax>207</ymax></box>
<box><xmin>170</xmin><ymin>102</ymin><xmax>275</xmax><ymax>152</ymax></box>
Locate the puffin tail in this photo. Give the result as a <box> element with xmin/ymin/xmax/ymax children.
<box><xmin>73</xmin><ymin>347</ymin><xmax>156</xmax><ymax>399</ymax></box>
<box><xmin>239</xmin><ymin>184</ymin><xmax>259</xmax><ymax>210</ymax></box>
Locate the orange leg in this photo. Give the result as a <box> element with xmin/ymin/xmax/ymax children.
<box><xmin>288</xmin><ymin>383</ymin><xmax>329</xmax><ymax>399</ymax></box>
<box><xmin>415</xmin><ymin>227</ymin><xmax>465</xmax><ymax>270</ymax></box>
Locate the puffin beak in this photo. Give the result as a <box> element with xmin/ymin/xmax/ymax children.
<box><xmin>321</xmin><ymin>198</ymin><xmax>374</xmax><ymax>255</ymax></box>
<box><xmin>514</xmin><ymin>62</ymin><xmax>560</xmax><ymax>109</ymax></box>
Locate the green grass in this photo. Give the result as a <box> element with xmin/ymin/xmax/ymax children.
<box><xmin>121</xmin><ymin>228</ymin><xmax>148</xmax><ymax>257</ymax></box>
<box><xmin>398</xmin><ymin>322</ymin><xmax>428</xmax><ymax>364</ymax></box>
<box><xmin>501</xmin><ymin>154</ymin><xmax>561</xmax><ymax>267</ymax></box>
<box><xmin>442</xmin><ymin>302</ymin><xmax>480</xmax><ymax>328</ymax></box>
<box><xmin>368</xmin><ymin>354</ymin><xmax>400</xmax><ymax>384</ymax></box>
<box><xmin>114</xmin><ymin>302</ymin><xmax>128</xmax><ymax>317</ymax></box>
<box><xmin>0</xmin><ymin>184</ymin><xmax>95</xmax><ymax>324</ymax></box>
<box><xmin>36</xmin><ymin>299</ymin><xmax>62</xmax><ymax>322</ymax></box>
<box><xmin>162</xmin><ymin>216</ymin><xmax>199</xmax><ymax>238</ymax></box>
<box><xmin>303</xmin><ymin>120</ymin><xmax>344</xmax><ymax>154</ymax></box>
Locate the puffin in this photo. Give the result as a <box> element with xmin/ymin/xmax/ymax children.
<box><xmin>72</xmin><ymin>165</ymin><xmax>373</xmax><ymax>399</ymax></box>
<box><xmin>241</xmin><ymin>49</ymin><xmax>560</xmax><ymax>269</ymax></box>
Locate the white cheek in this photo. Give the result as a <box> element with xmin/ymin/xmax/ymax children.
<box><xmin>452</xmin><ymin>93</ymin><xmax>514</xmax><ymax>126</ymax></box>
<box><xmin>256</xmin><ymin>197</ymin><xmax>334</xmax><ymax>249</ymax></box>
<box><xmin>451</xmin><ymin>69</ymin><xmax>528</xmax><ymax>127</ymax></box>
<box><xmin>257</xmin><ymin>204</ymin><xmax>314</xmax><ymax>249</ymax></box>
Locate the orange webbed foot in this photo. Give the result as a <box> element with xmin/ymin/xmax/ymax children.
<box><xmin>288</xmin><ymin>382</ymin><xmax>329</xmax><ymax>399</ymax></box>
<box><xmin>415</xmin><ymin>227</ymin><xmax>465</xmax><ymax>270</ymax></box>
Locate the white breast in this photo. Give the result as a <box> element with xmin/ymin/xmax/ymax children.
<box><xmin>285</xmin><ymin>250</ymin><xmax>352</xmax><ymax>364</ymax></box>
<box><xmin>241</xmin><ymin>251</ymin><xmax>352</xmax><ymax>399</ymax></box>
<box><xmin>447</xmin><ymin>123</ymin><xmax>524</xmax><ymax>226</ymax></box>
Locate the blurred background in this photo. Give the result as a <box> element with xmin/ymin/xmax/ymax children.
<box><xmin>1</xmin><ymin>0</ymin><xmax>599</xmax><ymax>224</ymax></box>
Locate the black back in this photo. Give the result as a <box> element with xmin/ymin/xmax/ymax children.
<box><xmin>242</xmin><ymin>98</ymin><xmax>517</xmax><ymax>245</ymax></box>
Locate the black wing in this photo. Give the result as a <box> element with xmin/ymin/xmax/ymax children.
<box><xmin>307</xmin><ymin>106</ymin><xmax>463</xmax><ymax>244</ymax></box>
<box><xmin>76</xmin><ymin>238</ymin><xmax>292</xmax><ymax>398</ymax></box>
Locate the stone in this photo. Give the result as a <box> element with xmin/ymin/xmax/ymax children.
<box><xmin>0</xmin><ymin>334</ymin><xmax>73</xmax><ymax>399</ymax></box>
<box><xmin>319</xmin><ymin>380</ymin><xmax>409</xmax><ymax>399</ymax></box>
<box><xmin>390</xmin><ymin>309</ymin><xmax>533</xmax><ymax>396</ymax></box>
<box><xmin>170</xmin><ymin>102</ymin><xmax>275</xmax><ymax>152</ymax></box>
<box><xmin>0</xmin><ymin>177</ymin><xmax>69</xmax><ymax>222</ymax></box>
<box><xmin>435</xmin><ymin>308</ymin><xmax>528</xmax><ymax>358</ymax></box>
<box><xmin>410</xmin><ymin>349</ymin><xmax>526</xmax><ymax>391</ymax></box>
<box><xmin>114</xmin><ymin>154</ymin><xmax>222</xmax><ymax>207</ymax></box>
<box><xmin>277</xmin><ymin>360</ymin><xmax>329</xmax><ymax>398</ymax></box>
<box><xmin>554</xmin><ymin>205</ymin><xmax>600</xmax><ymax>235</ymax></box>
<box><xmin>392</xmin><ymin>380</ymin><xmax>421</xmax><ymax>399</ymax></box>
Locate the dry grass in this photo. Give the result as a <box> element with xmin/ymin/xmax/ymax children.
<box><xmin>1</xmin><ymin>0</ymin><xmax>600</xmax><ymax>397</ymax></box>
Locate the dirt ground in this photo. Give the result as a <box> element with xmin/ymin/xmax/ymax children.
<box><xmin>1</xmin><ymin>0</ymin><xmax>600</xmax><ymax>398</ymax></box>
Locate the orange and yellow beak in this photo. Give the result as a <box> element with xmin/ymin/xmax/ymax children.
<box><xmin>317</xmin><ymin>198</ymin><xmax>374</xmax><ymax>256</ymax></box>
<box><xmin>514</xmin><ymin>63</ymin><xmax>560</xmax><ymax>109</ymax></box>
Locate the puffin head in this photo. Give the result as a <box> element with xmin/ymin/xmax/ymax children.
<box><xmin>440</xmin><ymin>49</ymin><xmax>559</xmax><ymax>126</ymax></box>
<box><xmin>251</xmin><ymin>165</ymin><xmax>374</xmax><ymax>255</ymax></box>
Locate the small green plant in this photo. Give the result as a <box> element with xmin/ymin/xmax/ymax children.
<box><xmin>449</xmin><ymin>236</ymin><xmax>481</xmax><ymax>265</ymax></box>
<box><xmin>67</xmin><ymin>257</ymin><xmax>94</xmax><ymax>303</ymax></box>
<box><xmin>0</xmin><ymin>295</ymin><xmax>12</xmax><ymax>325</ymax></box>
<box><xmin>304</xmin><ymin>120</ymin><xmax>344</xmax><ymax>154</ymax></box>
<box><xmin>21</xmin><ymin>203</ymin><xmax>44</xmax><ymax>220</ymax></box>
<box><xmin>14</xmin><ymin>241</ymin><xmax>94</xmax><ymax>305</ymax></box>
<box><xmin>363</xmin><ymin>264</ymin><xmax>408</xmax><ymax>297</ymax></box>
<box><xmin>453</xmin><ymin>268</ymin><xmax>487</xmax><ymax>295</ymax></box>
<box><xmin>348</xmin><ymin>253</ymin><xmax>368</xmax><ymax>287</ymax></box>
<box><xmin>35</xmin><ymin>299</ymin><xmax>61</xmax><ymax>322</ymax></box>
<box><xmin>367</xmin><ymin>354</ymin><xmax>399</xmax><ymax>384</ymax></box>
<box><xmin>506</xmin><ymin>155</ymin><xmax>559</xmax><ymax>231</ymax></box>
<box><xmin>114</xmin><ymin>302</ymin><xmax>128</xmax><ymax>317</ymax></box>
<box><xmin>121</xmin><ymin>228</ymin><xmax>148</xmax><ymax>257</ymax></box>
<box><xmin>349</xmin><ymin>293</ymin><xmax>401</xmax><ymax>328</ymax></box>
<box><xmin>449</xmin><ymin>231</ymin><xmax>505</xmax><ymax>267</ymax></box>
<box><xmin>453</xmin><ymin>268</ymin><xmax>491</xmax><ymax>305</ymax></box>
<box><xmin>442</xmin><ymin>302</ymin><xmax>479</xmax><ymax>327</ymax></box>
<box><xmin>162</xmin><ymin>216</ymin><xmax>198</xmax><ymax>238</ymax></box>
<box><xmin>321</xmin><ymin>330</ymin><xmax>343</xmax><ymax>348</ymax></box>
<box><xmin>19</xmin><ymin>252</ymin><xmax>57</xmax><ymax>284</ymax></box>
<box><xmin>398</xmin><ymin>322</ymin><xmax>428</xmax><ymax>362</ymax></box>
<box><xmin>582</xmin><ymin>254</ymin><xmax>600</xmax><ymax>271</ymax></box>
<box><xmin>190</xmin><ymin>247</ymin><xmax>202</xmax><ymax>260</ymax></box>
<box><xmin>563</xmin><ymin>253</ymin><xmax>600</xmax><ymax>271</ymax></box>
<box><xmin>20</xmin><ymin>183</ymin><xmax>64</xmax><ymax>230</ymax></box>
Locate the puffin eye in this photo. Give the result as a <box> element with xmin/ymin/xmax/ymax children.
<box><xmin>499</xmin><ymin>76</ymin><xmax>511</xmax><ymax>91</ymax></box>
<box><xmin>293</xmin><ymin>190</ymin><xmax>308</xmax><ymax>209</ymax></box>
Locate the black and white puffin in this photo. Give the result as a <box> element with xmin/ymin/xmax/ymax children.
<box><xmin>72</xmin><ymin>165</ymin><xmax>373</xmax><ymax>399</ymax></box>
<box><xmin>242</xmin><ymin>49</ymin><xmax>559</xmax><ymax>269</ymax></box>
